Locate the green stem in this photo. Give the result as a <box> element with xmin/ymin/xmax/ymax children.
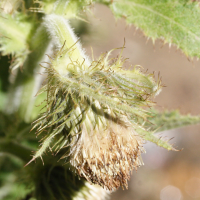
<box><xmin>44</xmin><ymin>14</ymin><xmax>89</xmax><ymax>64</ymax></box>
<box><xmin>0</xmin><ymin>140</ymin><xmax>33</xmax><ymax>163</ymax></box>
<box><xmin>5</xmin><ymin>24</ymin><xmax>50</xmax><ymax>123</ymax></box>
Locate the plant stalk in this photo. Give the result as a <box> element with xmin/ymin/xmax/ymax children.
<box><xmin>4</xmin><ymin>24</ymin><xmax>51</xmax><ymax>123</ymax></box>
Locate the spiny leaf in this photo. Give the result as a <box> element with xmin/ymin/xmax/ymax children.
<box><xmin>103</xmin><ymin>0</ymin><xmax>200</xmax><ymax>58</ymax></box>
<box><xmin>147</xmin><ymin>109</ymin><xmax>200</xmax><ymax>133</ymax></box>
<box><xmin>137</xmin><ymin>128</ymin><xmax>177</xmax><ymax>151</ymax></box>
<box><xmin>136</xmin><ymin>109</ymin><xmax>200</xmax><ymax>150</ymax></box>
<box><xmin>0</xmin><ymin>13</ymin><xmax>33</xmax><ymax>69</ymax></box>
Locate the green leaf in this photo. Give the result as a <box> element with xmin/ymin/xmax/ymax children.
<box><xmin>147</xmin><ymin>109</ymin><xmax>200</xmax><ymax>132</ymax></box>
<box><xmin>4</xmin><ymin>25</ymin><xmax>50</xmax><ymax>123</ymax></box>
<box><xmin>136</xmin><ymin>109</ymin><xmax>200</xmax><ymax>150</ymax></box>
<box><xmin>102</xmin><ymin>0</ymin><xmax>200</xmax><ymax>58</ymax></box>
<box><xmin>0</xmin><ymin>13</ymin><xmax>33</xmax><ymax>69</ymax></box>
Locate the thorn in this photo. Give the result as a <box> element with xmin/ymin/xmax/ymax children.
<box><xmin>169</xmin><ymin>137</ymin><xmax>175</xmax><ymax>141</ymax></box>
<box><xmin>45</xmin><ymin>54</ymin><xmax>53</xmax><ymax>61</ymax></box>
<box><xmin>187</xmin><ymin>56</ymin><xmax>191</xmax><ymax>62</ymax></box>
<box><xmin>24</xmin><ymin>157</ymin><xmax>35</xmax><ymax>167</ymax></box>
<box><xmin>40</xmin><ymin>156</ymin><xmax>44</xmax><ymax>165</ymax></box>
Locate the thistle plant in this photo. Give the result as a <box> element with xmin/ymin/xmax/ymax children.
<box><xmin>1</xmin><ymin>0</ymin><xmax>200</xmax><ymax>200</ymax></box>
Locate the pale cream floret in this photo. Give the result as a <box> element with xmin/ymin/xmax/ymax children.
<box><xmin>69</xmin><ymin>112</ymin><xmax>145</xmax><ymax>191</ymax></box>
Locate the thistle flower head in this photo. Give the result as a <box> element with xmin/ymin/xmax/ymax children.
<box><xmin>31</xmin><ymin>45</ymin><xmax>161</xmax><ymax>190</ymax></box>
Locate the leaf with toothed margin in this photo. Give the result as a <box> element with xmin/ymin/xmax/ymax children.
<box><xmin>136</xmin><ymin>127</ymin><xmax>178</xmax><ymax>151</ymax></box>
<box><xmin>146</xmin><ymin>109</ymin><xmax>200</xmax><ymax>133</ymax></box>
<box><xmin>136</xmin><ymin>109</ymin><xmax>200</xmax><ymax>150</ymax></box>
<box><xmin>98</xmin><ymin>0</ymin><xmax>200</xmax><ymax>59</ymax></box>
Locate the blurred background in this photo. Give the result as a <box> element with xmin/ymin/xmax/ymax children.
<box><xmin>77</xmin><ymin>3</ymin><xmax>200</xmax><ymax>200</ymax></box>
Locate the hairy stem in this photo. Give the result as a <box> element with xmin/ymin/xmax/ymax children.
<box><xmin>5</xmin><ymin>24</ymin><xmax>51</xmax><ymax>122</ymax></box>
<box><xmin>44</xmin><ymin>14</ymin><xmax>90</xmax><ymax>65</ymax></box>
